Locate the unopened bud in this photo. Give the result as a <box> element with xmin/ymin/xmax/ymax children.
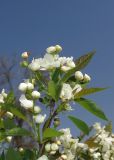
<box><xmin>34</xmin><ymin>106</ymin><xmax>41</xmax><ymax>114</ymax></box>
<box><xmin>54</xmin><ymin>117</ymin><xmax>60</xmax><ymax>127</ymax></box>
<box><xmin>6</xmin><ymin>111</ymin><xmax>13</xmax><ymax>119</ymax></box>
<box><xmin>49</xmin><ymin>150</ymin><xmax>56</xmax><ymax>155</ymax></box>
<box><xmin>83</xmin><ymin>74</ymin><xmax>91</xmax><ymax>82</ymax></box>
<box><xmin>19</xmin><ymin>147</ymin><xmax>24</xmax><ymax>153</ymax></box>
<box><xmin>46</xmin><ymin>46</ymin><xmax>56</xmax><ymax>54</ymax></box>
<box><xmin>18</xmin><ymin>83</ymin><xmax>27</xmax><ymax>92</ymax></box>
<box><xmin>6</xmin><ymin>136</ymin><xmax>12</xmax><ymax>142</ymax></box>
<box><xmin>75</xmin><ymin>71</ymin><xmax>83</xmax><ymax>81</ymax></box>
<box><xmin>55</xmin><ymin>45</ymin><xmax>62</xmax><ymax>53</ymax></box>
<box><xmin>61</xmin><ymin>154</ymin><xmax>67</xmax><ymax>160</ymax></box>
<box><xmin>31</xmin><ymin>91</ymin><xmax>40</xmax><ymax>99</ymax></box>
<box><xmin>21</xmin><ymin>52</ymin><xmax>29</xmax><ymax>59</ymax></box>
<box><xmin>51</xmin><ymin>143</ymin><xmax>59</xmax><ymax>151</ymax></box>
<box><xmin>45</xmin><ymin>143</ymin><xmax>51</xmax><ymax>152</ymax></box>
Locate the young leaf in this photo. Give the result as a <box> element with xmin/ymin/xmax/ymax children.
<box><xmin>74</xmin><ymin>87</ymin><xmax>107</xmax><ymax>98</ymax></box>
<box><xmin>75</xmin><ymin>98</ymin><xmax>108</xmax><ymax>121</ymax></box>
<box><xmin>52</xmin><ymin>68</ymin><xmax>61</xmax><ymax>82</ymax></box>
<box><xmin>75</xmin><ymin>50</ymin><xmax>95</xmax><ymax>70</ymax></box>
<box><xmin>43</xmin><ymin>128</ymin><xmax>63</xmax><ymax>139</ymax></box>
<box><xmin>68</xmin><ymin>115</ymin><xmax>89</xmax><ymax>135</ymax></box>
<box><xmin>6</xmin><ymin>91</ymin><xmax>15</xmax><ymax>104</ymax></box>
<box><xmin>6</xmin><ymin>148</ymin><xmax>22</xmax><ymax>160</ymax></box>
<box><xmin>48</xmin><ymin>80</ymin><xmax>56</xmax><ymax>100</ymax></box>
<box><xmin>60</xmin><ymin>51</ymin><xmax>95</xmax><ymax>83</ymax></box>
<box><xmin>3</xmin><ymin>127</ymin><xmax>32</xmax><ymax>137</ymax></box>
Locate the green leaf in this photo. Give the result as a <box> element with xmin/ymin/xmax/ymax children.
<box><xmin>6</xmin><ymin>91</ymin><xmax>15</xmax><ymax>104</ymax></box>
<box><xmin>75</xmin><ymin>98</ymin><xmax>108</xmax><ymax>121</ymax></box>
<box><xmin>52</xmin><ymin>68</ymin><xmax>61</xmax><ymax>82</ymax></box>
<box><xmin>60</xmin><ymin>51</ymin><xmax>95</xmax><ymax>83</ymax></box>
<box><xmin>6</xmin><ymin>148</ymin><xmax>22</xmax><ymax>160</ymax></box>
<box><xmin>68</xmin><ymin>116</ymin><xmax>89</xmax><ymax>135</ymax></box>
<box><xmin>4</xmin><ymin>119</ymin><xmax>16</xmax><ymax>129</ymax></box>
<box><xmin>48</xmin><ymin>80</ymin><xmax>56</xmax><ymax>100</ymax></box>
<box><xmin>2</xmin><ymin>127</ymin><xmax>32</xmax><ymax>137</ymax></box>
<box><xmin>74</xmin><ymin>87</ymin><xmax>107</xmax><ymax>98</ymax></box>
<box><xmin>43</xmin><ymin>128</ymin><xmax>63</xmax><ymax>139</ymax></box>
<box><xmin>75</xmin><ymin>50</ymin><xmax>95</xmax><ymax>70</ymax></box>
<box><xmin>9</xmin><ymin>107</ymin><xmax>32</xmax><ymax>126</ymax></box>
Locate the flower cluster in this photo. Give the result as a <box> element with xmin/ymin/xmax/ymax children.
<box><xmin>0</xmin><ymin>45</ymin><xmax>111</xmax><ymax>160</ymax></box>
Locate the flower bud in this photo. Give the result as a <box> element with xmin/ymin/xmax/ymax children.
<box><xmin>61</xmin><ymin>154</ymin><xmax>67</xmax><ymax>160</ymax></box>
<box><xmin>83</xmin><ymin>74</ymin><xmax>91</xmax><ymax>82</ymax></box>
<box><xmin>51</xmin><ymin>143</ymin><xmax>59</xmax><ymax>151</ymax></box>
<box><xmin>56</xmin><ymin>140</ymin><xmax>61</xmax><ymax>145</ymax></box>
<box><xmin>34</xmin><ymin>114</ymin><xmax>46</xmax><ymax>124</ymax></box>
<box><xmin>20</xmin><ymin>61</ymin><xmax>29</xmax><ymax>67</ymax></box>
<box><xmin>46</xmin><ymin>46</ymin><xmax>56</xmax><ymax>54</ymax></box>
<box><xmin>18</xmin><ymin>83</ymin><xmax>27</xmax><ymax>92</ymax></box>
<box><xmin>55</xmin><ymin>45</ymin><xmax>62</xmax><ymax>53</ymax></box>
<box><xmin>53</xmin><ymin>117</ymin><xmax>60</xmax><ymax>127</ymax></box>
<box><xmin>6</xmin><ymin>111</ymin><xmax>13</xmax><ymax>119</ymax></box>
<box><xmin>45</xmin><ymin>143</ymin><xmax>51</xmax><ymax>152</ymax></box>
<box><xmin>19</xmin><ymin>147</ymin><xmax>24</xmax><ymax>153</ymax></box>
<box><xmin>75</xmin><ymin>71</ymin><xmax>83</xmax><ymax>81</ymax></box>
<box><xmin>21</xmin><ymin>52</ymin><xmax>29</xmax><ymax>59</ymax></box>
<box><xmin>31</xmin><ymin>91</ymin><xmax>40</xmax><ymax>99</ymax></box>
<box><xmin>34</xmin><ymin>106</ymin><xmax>41</xmax><ymax>114</ymax></box>
<box><xmin>6</xmin><ymin>136</ymin><xmax>12</xmax><ymax>142</ymax></box>
<box><xmin>27</xmin><ymin>83</ymin><xmax>34</xmax><ymax>90</ymax></box>
<box><xmin>61</xmin><ymin>66</ymin><xmax>71</xmax><ymax>72</ymax></box>
<box><xmin>49</xmin><ymin>150</ymin><xmax>56</xmax><ymax>155</ymax></box>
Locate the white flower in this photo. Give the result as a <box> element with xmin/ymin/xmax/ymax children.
<box><xmin>49</xmin><ymin>150</ymin><xmax>56</xmax><ymax>155</ymax></box>
<box><xmin>46</xmin><ymin>46</ymin><xmax>56</xmax><ymax>54</ymax></box>
<box><xmin>1</xmin><ymin>89</ymin><xmax>7</xmax><ymax>98</ymax></box>
<box><xmin>18</xmin><ymin>83</ymin><xmax>28</xmax><ymax>92</ymax></box>
<box><xmin>55</xmin><ymin>45</ymin><xmax>62</xmax><ymax>53</ymax></box>
<box><xmin>0</xmin><ymin>89</ymin><xmax>7</xmax><ymax>103</ymax></box>
<box><xmin>19</xmin><ymin>94</ymin><xmax>34</xmax><ymax>110</ymax></box>
<box><xmin>83</xmin><ymin>73</ymin><xmax>91</xmax><ymax>82</ymax></box>
<box><xmin>93</xmin><ymin>122</ymin><xmax>101</xmax><ymax>132</ymax></box>
<box><xmin>21</xmin><ymin>52</ymin><xmax>29</xmax><ymax>58</ymax></box>
<box><xmin>75</xmin><ymin>71</ymin><xmax>83</xmax><ymax>81</ymax></box>
<box><xmin>28</xmin><ymin>58</ymin><xmax>42</xmax><ymax>71</ymax></box>
<box><xmin>34</xmin><ymin>106</ymin><xmax>41</xmax><ymax>114</ymax></box>
<box><xmin>73</xmin><ymin>84</ymin><xmax>82</xmax><ymax>94</ymax></box>
<box><xmin>27</xmin><ymin>82</ymin><xmax>34</xmax><ymax>90</ymax></box>
<box><xmin>45</xmin><ymin>143</ymin><xmax>51</xmax><ymax>152</ymax></box>
<box><xmin>51</xmin><ymin>143</ymin><xmax>59</xmax><ymax>151</ymax></box>
<box><xmin>32</xmin><ymin>91</ymin><xmax>40</xmax><ymax>99</ymax></box>
<box><xmin>60</xmin><ymin>83</ymin><xmax>73</xmax><ymax>101</ymax></box>
<box><xmin>6</xmin><ymin>136</ymin><xmax>12</xmax><ymax>142</ymax></box>
<box><xmin>37</xmin><ymin>155</ymin><xmax>48</xmax><ymax>160</ymax></box>
<box><xmin>61</xmin><ymin>66</ymin><xmax>71</xmax><ymax>72</ymax></box>
<box><xmin>34</xmin><ymin>114</ymin><xmax>46</xmax><ymax>124</ymax></box>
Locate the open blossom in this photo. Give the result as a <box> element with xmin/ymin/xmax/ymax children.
<box><xmin>60</xmin><ymin>83</ymin><xmax>73</xmax><ymax>101</ymax></box>
<box><xmin>19</xmin><ymin>94</ymin><xmax>34</xmax><ymax>109</ymax></box>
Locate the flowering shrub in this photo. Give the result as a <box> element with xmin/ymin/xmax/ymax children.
<box><xmin>0</xmin><ymin>45</ymin><xmax>113</xmax><ymax>160</ymax></box>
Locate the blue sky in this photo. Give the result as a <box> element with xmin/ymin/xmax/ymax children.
<box><xmin>0</xmin><ymin>0</ymin><xmax>114</xmax><ymax>134</ymax></box>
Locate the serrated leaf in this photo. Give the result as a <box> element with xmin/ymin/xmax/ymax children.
<box><xmin>75</xmin><ymin>87</ymin><xmax>107</xmax><ymax>98</ymax></box>
<box><xmin>6</xmin><ymin>148</ymin><xmax>22</xmax><ymax>160</ymax></box>
<box><xmin>75</xmin><ymin>98</ymin><xmax>108</xmax><ymax>121</ymax></box>
<box><xmin>43</xmin><ymin>128</ymin><xmax>63</xmax><ymax>139</ymax></box>
<box><xmin>68</xmin><ymin>116</ymin><xmax>89</xmax><ymax>135</ymax></box>
<box><xmin>60</xmin><ymin>51</ymin><xmax>95</xmax><ymax>83</ymax></box>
